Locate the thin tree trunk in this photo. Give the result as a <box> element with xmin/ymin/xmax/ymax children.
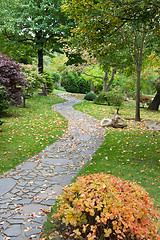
<box><xmin>37</xmin><ymin>30</ymin><xmax>47</xmax><ymax>96</ymax></box>
<box><xmin>148</xmin><ymin>90</ymin><xmax>160</xmax><ymax>110</ymax></box>
<box><xmin>133</xmin><ymin>25</ymin><xmax>146</xmax><ymax>121</ymax></box>
<box><xmin>22</xmin><ymin>95</ymin><xmax>26</xmax><ymax>108</ymax></box>
<box><xmin>38</xmin><ymin>48</ymin><xmax>43</xmax><ymax>74</ymax></box>
<box><xmin>103</xmin><ymin>71</ymin><xmax>108</xmax><ymax>92</ymax></box>
<box><xmin>106</xmin><ymin>68</ymin><xmax>116</xmax><ymax>91</ymax></box>
<box><xmin>135</xmin><ymin>67</ymin><xmax>141</xmax><ymax>121</ymax></box>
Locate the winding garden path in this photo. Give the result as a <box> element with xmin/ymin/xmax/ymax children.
<box><xmin>0</xmin><ymin>93</ymin><xmax>105</xmax><ymax>240</ymax></box>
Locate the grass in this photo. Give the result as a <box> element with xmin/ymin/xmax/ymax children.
<box><xmin>0</xmin><ymin>94</ymin><xmax>67</xmax><ymax>175</ymax></box>
<box><xmin>41</xmin><ymin>98</ymin><xmax>160</xmax><ymax>240</ymax></box>
<box><xmin>73</xmin><ymin>101</ymin><xmax>160</xmax><ymax>205</ymax></box>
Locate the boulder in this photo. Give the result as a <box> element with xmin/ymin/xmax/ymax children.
<box><xmin>145</xmin><ymin>120</ymin><xmax>160</xmax><ymax>131</ymax></box>
<box><xmin>112</xmin><ymin>114</ymin><xmax>127</xmax><ymax>128</ymax></box>
<box><xmin>101</xmin><ymin>118</ymin><xmax>113</xmax><ymax>127</ymax></box>
<box><xmin>101</xmin><ymin>114</ymin><xmax>127</xmax><ymax>128</ymax></box>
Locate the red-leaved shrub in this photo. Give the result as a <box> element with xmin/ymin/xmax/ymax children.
<box><xmin>53</xmin><ymin>173</ymin><xmax>159</xmax><ymax>240</ymax></box>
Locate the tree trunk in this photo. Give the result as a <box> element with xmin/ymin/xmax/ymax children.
<box><xmin>36</xmin><ymin>30</ymin><xmax>47</xmax><ymax>96</ymax></box>
<box><xmin>106</xmin><ymin>68</ymin><xmax>116</xmax><ymax>91</ymax></box>
<box><xmin>38</xmin><ymin>47</ymin><xmax>47</xmax><ymax>96</ymax></box>
<box><xmin>103</xmin><ymin>71</ymin><xmax>108</xmax><ymax>92</ymax></box>
<box><xmin>22</xmin><ymin>95</ymin><xmax>26</xmax><ymax>108</ymax></box>
<box><xmin>135</xmin><ymin>67</ymin><xmax>141</xmax><ymax>121</ymax></box>
<box><xmin>148</xmin><ymin>90</ymin><xmax>160</xmax><ymax>110</ymax></box>
<box><xmin>38</xmin><ymin>48</ymin><xmax>43</xmax><ymax>74</ymax></box>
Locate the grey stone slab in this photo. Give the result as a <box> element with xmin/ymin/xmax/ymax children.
<box><xmin>12</xmin><ymin>214</ymin><xmax>29</xmax><ymax>220</ymax></box>
<box><xmin>17</xmin><ymin>181</ymin><xmax>28</xmax><ymax>187</ymax></box>
<box><xmin>41</xmin><ymin>199</ymin><xmax>55</xmax><ymax>206</ymax></box>
<box><xmin>0</xmin><ymin>212</ymin><xmax>12</xmax><ymax>219</ymax></box>
<box><xmin>0</xmin><ymin>178</ymin><xmax>17</xmax><ymax>197</ymax></box>
<box><xmin>52</xmin><ymin>174</ymin><xmax>74</xmax><ymax>185</ymax></box>
<box><xmin>7</xmin><ymin>219</ymin><xmax>24</xmax><ymax>224</ymax></box>
<box><xmin>25</xmin><ymin>227</ymin><xmax>41</xmax><ymax>237</ymax></box>
<box><xmin>11</xmin><ymin>188</ymin><xmax>20</xmax><ymax>194</ymax></box>
<box><xmin>2</xmin><ymin>192</ymin><xmax>16</xmax><ymax>199</ymax></box>
<box><xmin>17</xmin><ymin>161</ymin><xmax>37</xmax><ymax>171</ymax></box>
<box><xmin>34</xmin><ymin>180</ymin><xmax>45</xmax><ymax>186</ymax></box>
<box><xmin>20</xmin><ymin>204</ymin><xmax>49</xmax><ymax>215</ymax></box>
<box><xmin>54</xmin><ymin>165</ymin><xmax>66</xmax><ymax>173</ymax></box>
<box><xmin>0</xmin><ymin>204</ymin><xmax>9</xmax><ymax>209</ymax></box>
<box><xmin>12</xmin><ymin>175</ymin><xmax>22</xmax><ymax>180</ymax></box>
<box><xmin>32</xmin><ymin>216</ymin><xmax>47</xmax><ymax>224</ymax></box>
<box><xmin>3</xmin><ymin>225</ymin><xmax>21</xmax><ymax>237</ymax></box>
<box><xmin>14</xmin><ymin>198</ymin><xmax>32</xmax><ymax>205</ymax></box>
<box><xmin>0</xmin><ymin>235</ymin><xmax>4</xmax><ymax>240</ymax></box>
<box><xmin>2</xmin><ymin>221</ymin><xmax>10</xmax><ymax>230</ymax></box>
<box><xmin>40</xmin><ymin>158</ymin><xmax>70</xmax><ymax>166</ymax></box>
<box><xmin>10</xmin><ymin>238</ymin><xmax>24</xmax><ymax>240</ymax></box>
<box><xmin>0</xmin><ymin>199</ymin><xmax>12</xmax><ymax>204</ymax></box>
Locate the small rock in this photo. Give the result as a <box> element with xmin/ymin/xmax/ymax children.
<box><xmin>112</xmin><ymin>114</ymin><xmax>127</xmax><ymax>128</ymax></box>
<box><xmin>145</xmin><ymin>120</ymin><xmax>160</xmax><ymax>131</ymax></box>
<box><xmin>101</xmin><ymin>118</ymin><xmax>113</xmax><ymax>127</ymax></box>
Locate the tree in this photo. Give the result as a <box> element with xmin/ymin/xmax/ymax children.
<box><xmin>0</xmin><ymin>53</ymin><xmax>29</xmax><ymax>105</ymax></box>
<box><xmin>149</xmin><ymin>76</ymin><xmax>160</xmax><ymax>110</ymax></box>
<box><xmin>62</xmin><ymin>0</ymin><xmax>160</xmax><ymax>120</ymax></box>
<box><xmin>1</xmin><ymin>0</ymin><xmax>72</xmax><ymax>95</ymax></box>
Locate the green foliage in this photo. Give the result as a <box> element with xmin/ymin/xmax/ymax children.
<box><xmin>51</xmin><ymin>72</ymin><xmax>60</xmax><ymax>83</ymax></box>
<box><xmin>44</xmin><ymin>71</ymin><xmax>54</xmax><ymax>94</ymax></box>
<box><xmin>61</xmin><ymin>71</ymin><xmax>91</xmax><ymax>93</ymax></box>
<box><xmin>21</xmin><ymin>64</ymin><xmax>44</xmax><ymax>96</ymax></box>
<box><xmin>0</xmin><ymin>53</ymin><xmax>29</xmax><ymax>105</ymax></box>
<box><xmin>53</xmin><ymin>82</ymin><xmax>65</xmax><ymax>91</ymax></box>
<box><xmin>94</xmin><ymin>91</ymin><xmax>124</xmax><ymax>108</ymax></box>
<box><xmin>54</xmin><ymin>173</ymin><xmax>159</xmax><ymax>240</ymax></box>
<box><xmin>84</xmin><ymin>92</ymin><xmax>97</xmax><ymax>101</ymax></box>
<box><xmin>1</xmin><ymin>0</ymin><xmax>72</xmax><ymax>73</ymax></box>
<box><xmin>0</xmin><ymin>86</ymin><xmax>9</xmax><ymax>116</ymax></box>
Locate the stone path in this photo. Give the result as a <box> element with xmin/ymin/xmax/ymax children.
<box><xmin>0</xmin><ymin>93</ymin><xmax>105</xmax><ymax>240</ymax></box>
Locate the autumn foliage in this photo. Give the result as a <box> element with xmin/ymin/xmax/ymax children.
<box><xmin>53</xmin><ymin>173</ymin><xmax>159</xmax><ymax>240</ymax></box>
<box><xmin>0</xmin><ymin>53</ymin><xmax>28</xmax><ymax>105</ymax></box>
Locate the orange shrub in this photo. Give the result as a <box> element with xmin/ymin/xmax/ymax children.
<box><xmin>53</xmin><ymin>173</ymin><xmax>159</xmax><ymax>240</ymax></box>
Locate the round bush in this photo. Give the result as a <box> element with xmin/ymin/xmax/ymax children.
<box><xmin>94</xmin><ymin>91</ymin><xmax>124</xmax><ymax>108</ymax></box>
<box><xmin>51</xmin><ymin>72</ymin><xmax>60</xmax><ymax>83</ymax></box>
<box><xmin>53</xmin><ymin>173</ymin><xmax>159</xmax><ymax>240</ymax></box>
<box><xmin>61</xmin><ymin>71</ymin><xmax>91</xmax><ymax>93</ymax></box>
<box><xmin>84</xmin><ymin>92</ymin><xmax>97</xmax><ymax>101</ymax></box>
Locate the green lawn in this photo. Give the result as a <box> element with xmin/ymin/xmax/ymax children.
<box><xmin>41</xmin><ymin>98</ymin><xmax>159</xmax><ymax>239</ymax></box>
<box><xmin>0</xmin><ymin>94</ymin><xmax>67</xmax><ymax>175</ymax></box>
<box><xmin>73</xmin><ymin>100</ymin><xmax>160</xmax><ymax>205</ymax></box>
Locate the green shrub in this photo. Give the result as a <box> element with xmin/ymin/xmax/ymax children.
<box><xmin>84</xmin><ymin>92</ymin><xmax>97</xmax><ymax>101</ymax></box>
<box><xmin>53</xmin><ymin>173</ymin><xmax>159</xmax><ymax>240</ymax></box>
<box><xmin>93</xmin><ymin>92</ymin><xmax>107</xmax><ymax>105</ymax></box>
<box><xmin>21</xmin><ymin>64</ymin><xmax>44</xmax><ymax>96</ymax></box>
<box><xmin>94</xmin><ymin>91</ymin><xmax>124</xmax><ymax>108</ymax></box>
<box><xmin>51</xmin><ymin>72</ymin><xmax>60</xmax><ymax>83</ymax></box>
<box><xmin>44</xmin><ymin>71</ymin><xmax>54</xmax><ymax>94</ymax></box>
<box><xmin>0</xmin><ymin>86</ymin><xmax>9</xmax><ymax>116</ymax></box>
<box><xmin>53</xmin><ymin>82</ymin><xmax>65</xmax><ymax>91</ymax></box>
<box><xmin>61</xmin><ymin>71</ymin><xmax>91</xmax><ymax>93</ymax></box>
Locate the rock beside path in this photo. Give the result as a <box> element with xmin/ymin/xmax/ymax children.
<box><xmin>145</xmin><ymin>120</ymin><xmax>160</xmax><ymax>131</ymax></box>
<box><xmin>101</xmin><ymin>114</ymin><xmax>127</xmax><ymax>128</ymax></box>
